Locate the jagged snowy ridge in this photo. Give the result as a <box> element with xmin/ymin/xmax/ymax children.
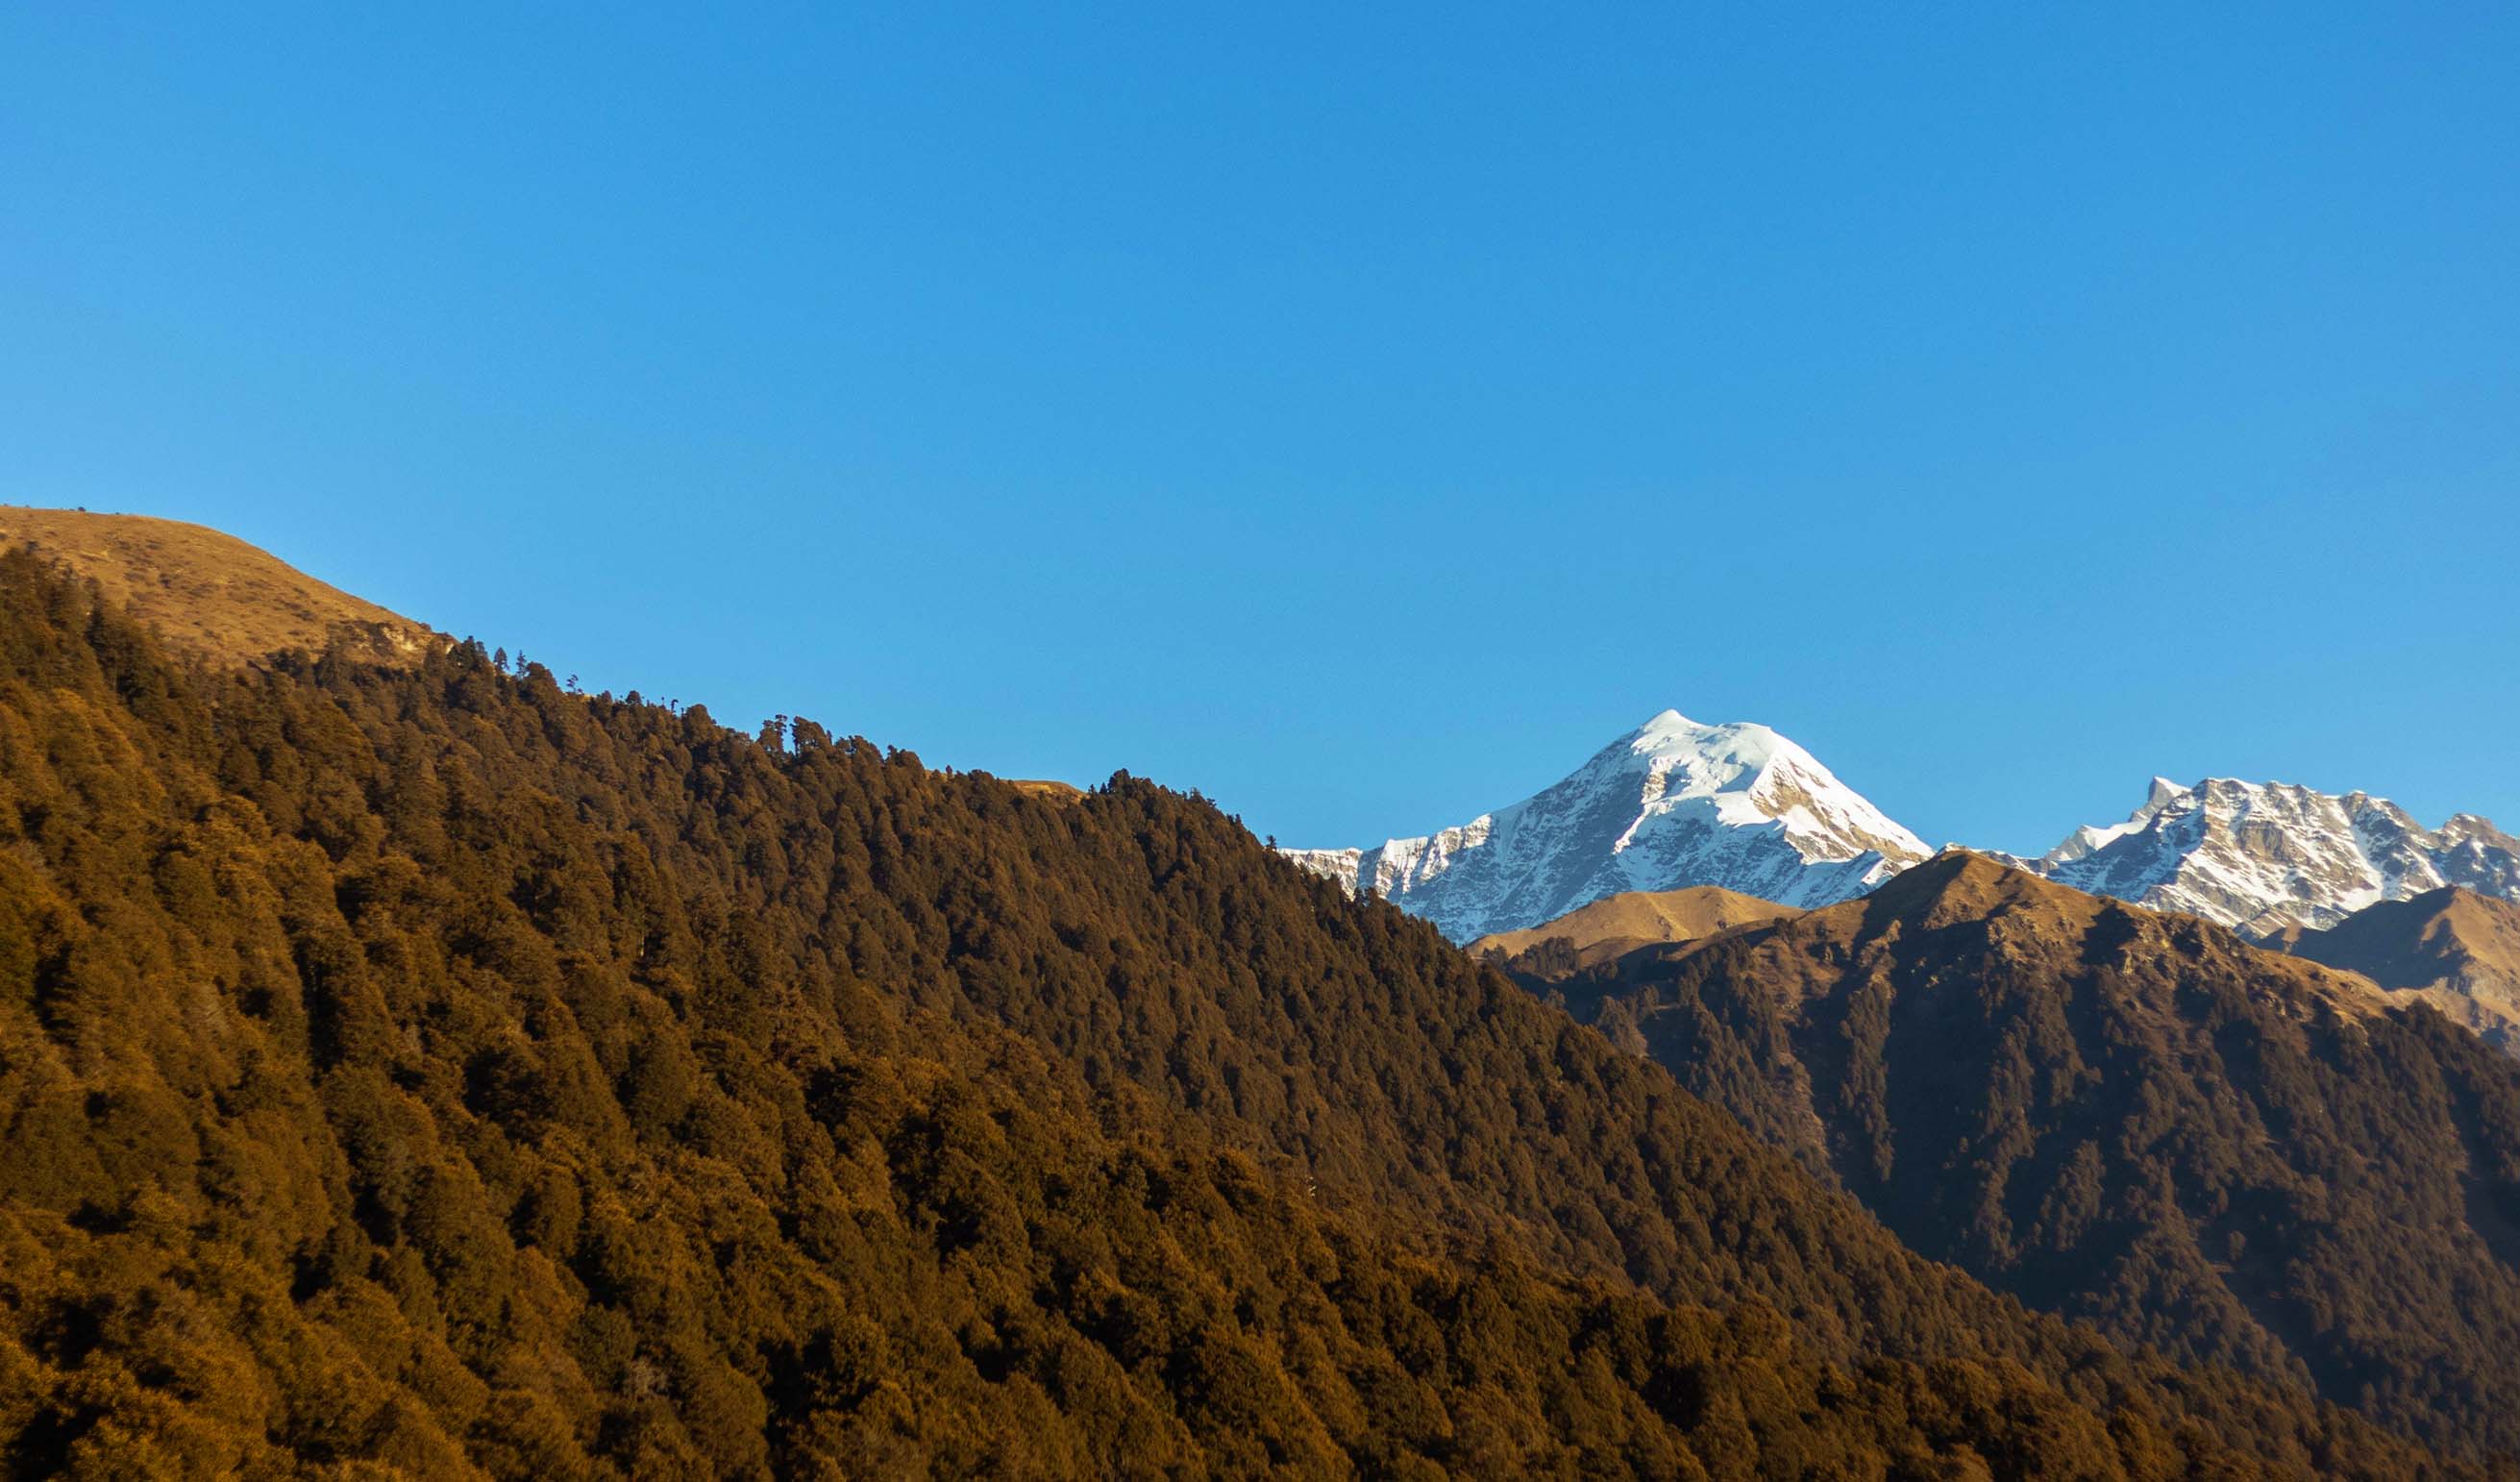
<box><xmin>2030</xmin><ymin>777</ymin><xmax>2520</xmax><ymax>937</ymax></box>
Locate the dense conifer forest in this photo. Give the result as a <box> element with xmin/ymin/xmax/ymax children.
<box><xmin>1494</xmin><ymin>857</ymin><xmax>2520</xmax><ymax>1462</ymax></box>
<box><xmin>0</xmin><ymin>548</ymin><xmax>2478</xmax><ymax>1475</ymax></box>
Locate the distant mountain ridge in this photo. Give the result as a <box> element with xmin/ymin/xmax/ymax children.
<box><xmin>1283</xmin><ymin>710</ymin><xmax>1927</xmax><ymax>941</ymax></box>
<box><xmin>1293</xmin><ymin>714</ymin><xmax>2520</xmax><ymax>948</ymax></box>
<box><xmin>2026</xmin><ymin>776</ymin><xmax>2520</xmax><ymax>937</ymax></box>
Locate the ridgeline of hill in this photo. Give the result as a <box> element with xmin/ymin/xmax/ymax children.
<box><xmin>0</xmin><ymin>530</ymin><xmax>2456</xmax><ymax>1474</ymax></box>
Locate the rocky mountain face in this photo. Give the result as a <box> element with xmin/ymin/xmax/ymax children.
<box><xmin>2278</xmin><ymin>886</ymin><xmax>2520</xmax><ymax>1052</ymax></box>
<box><xmin>1284</xmin><ymin>710</ymin><xmax>1928</xmax><ymax>941</ymax></box>
<box><xmin>1488</xmin><ymin>853</ymin><xmax>2520</xmax><ymax>1461</ymax></box>
<box><xmin>2027</xmin><ymin>777</ymin><xmax>2520</xmax><ymax>937</ymax></box>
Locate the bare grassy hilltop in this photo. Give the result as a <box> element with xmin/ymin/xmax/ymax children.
<box><xmin>0</xmin><ymin>506</ymin><xmax>434</xmax><ymax>667</ymax></box>
<box><xmin>1469</xmin><ymin>883</ymin><xmax>1798</xmax><ymax>968</ymax></box>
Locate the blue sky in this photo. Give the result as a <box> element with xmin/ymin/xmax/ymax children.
<box><xmin>3</xmin><ymin>4</ymin><xmax>2514</xmax><ymax>854</ymax></box>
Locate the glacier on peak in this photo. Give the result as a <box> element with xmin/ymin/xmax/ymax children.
<box><xmin>1279</xmin><ymin>710</ymin><xmax>1929</xmax><ymax>942</ymax></box>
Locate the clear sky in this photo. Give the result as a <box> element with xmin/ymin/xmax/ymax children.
<box><xmin>4</xmin><ymin>4</ymin><xmax>2514</xmax><ymax>855</ymax></box>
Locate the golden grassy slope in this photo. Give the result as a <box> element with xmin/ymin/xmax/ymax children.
<box><xmin>1470</xmin><ymin>883</ymin><xmax>1799</xmax><ymax>965</ymax></box>
<box><xmin>0</xmin><ymin>506</ymin><xmax>434</xmax><ymax>668</ymax></box>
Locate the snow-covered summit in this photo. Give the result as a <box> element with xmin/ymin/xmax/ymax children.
<box><xmin>2031</xmin><ymin>776</ymin><xmax>2520</xmax><ymax>937</ymax></box>
<box><xmin>1281</xmin><ymin>710</ymin><xmax>1929</xmax><ymax>942</ymax></box>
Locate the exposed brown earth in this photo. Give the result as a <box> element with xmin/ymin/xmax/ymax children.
<box><xmin>0</xmin><ymin>506</ymin><xmax>435</xmax><ymax>667</ymax></box>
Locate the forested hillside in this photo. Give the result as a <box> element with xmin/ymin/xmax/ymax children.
<box><xmin>0</xmin><ymin>547</ymin><xmax>2461</xmax><ymax>1475</ymax></box>
<box><xmin>1495</xmin><ymin>854</ymin><xmax>2520</xmax><ymax>1460</ymax></box>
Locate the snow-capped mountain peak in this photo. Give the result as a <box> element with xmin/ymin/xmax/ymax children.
<box><xmin>2032</xmin><ymin>777</ymin><xmax>2520</xmax><ymax>937</ymax></box>
<box><xmin>1281</xmin><ymin>711</ymin><xmax>1928</xmax><ymax>941</ymax></box>
<box><xmin>1615</xmin><ymin>710</ymin><xmax>1923</xmax><ymax>859</ymax></box>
